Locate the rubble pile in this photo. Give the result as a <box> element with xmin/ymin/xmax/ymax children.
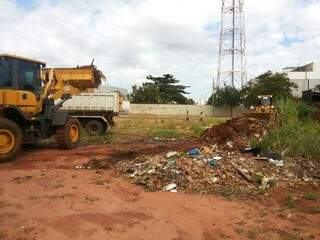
<box><xmin>114</xmin><ymin>145</ymin><xmax>319</xmax><ymax>196</ymax></box>
<box><xmin>201</xmin><ymin>117</ymin><xmax>267</xmax><ymax>150</ymax></box>
<box><xmin>79</xmin><ymin>117</ymin><xmax>319</xmax><ymax>197</ymax></box>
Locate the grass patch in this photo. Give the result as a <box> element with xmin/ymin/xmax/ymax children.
<box><xmin>285</xmin><ymin>193</ymin><xmax>295</xmax><ymax>209</ymax></box>
<box><xmin>303</xmin><ymin>192</ymin><xmax>318</xmax><ymax>201</ymax></box>
<box><xmin>81</xmin><ymin>130</ymin><xmax>115</xmax><ymax>145</ymax></box>
<box><xmin>247</xmin><ymin>227</ymin><xmax>260</xmax><ymax>240</ymax></box>
<box><xmin>220</xmin><ymin>187</ymin><xmax>235</xmax><ymax>199</ymax></box>
<box><xmin>0</xmin><ymin>232</ymin><xmax>6</xmax><ymax>240</ymax></box>
<box><xmin>114</xmin><ymin>116</ymin><xmax>227</xmax><ymax>140</ymax></box>
<box><xmin>312</xmin><ymin>206</ymin><xmax>320</xmax><ymax>213</ymax></box>
<box><xmin>191</xmin><ymin>124</ymin><xmax>205</xmax><ymax>137</ymax></box>
<box><xmin>277</xmin><ymin>230</ymin><xmax>300</xmax><ymax>240</ymax></box>
<box><xmin>152</xmin><ymin>129</ymin><xmax>180</xmax><ymax>138</ymax></box>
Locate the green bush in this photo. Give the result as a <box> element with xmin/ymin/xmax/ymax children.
<box><xmin>257</xmin><ymin>98</ymin><xmax>320</xmax><ymax>159</ymax></box>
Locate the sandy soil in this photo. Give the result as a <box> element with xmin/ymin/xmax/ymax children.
<box><xmin>0</xmin><ymin>142</ymin><xmax>319</xmax><ymax>240</ymax></box>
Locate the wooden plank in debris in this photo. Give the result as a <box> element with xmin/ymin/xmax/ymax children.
<box><xmin>230</xmin><ymin>161</ymin><xmax>252</xmax><ymax>182</ymax></box>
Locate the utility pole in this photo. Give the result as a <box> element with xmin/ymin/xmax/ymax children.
<box><xmin>216</xmin><ymin>0</ymin><xmax>247</xmax><ymax>90</ymax></box>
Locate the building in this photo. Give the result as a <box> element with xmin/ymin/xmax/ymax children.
<box><xmin>95</xmin><ymin>85</ymin><xmax>128</xmax><ymax>97</ymax></box>
<box><xmin>284</xmin><ymin>62</ymin><xmax>320</xmax><ymax>98</ymax></box>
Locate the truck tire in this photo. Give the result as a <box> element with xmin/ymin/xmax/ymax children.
<box><xmin>85</xmin><ymin>120</ymin><xmax>104</xmax><ymax>136</ymax></box>
<box><xmin>56</xmin><ymin>117</ymin><xmax>81</xmax><ymax>149</ymax></box>
<box><xmin>0</xmin><ymin>118</ymin><xmax>23</xmax><ymax>162</ymax></box>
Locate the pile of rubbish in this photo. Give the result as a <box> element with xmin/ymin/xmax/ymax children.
<box><xmin>115</xmin><ymin>144</ymin><xmax>319</xmax><ymax>196</ymax></box>
<box><xmin>201</xmin><ymin>117</ymin><xmax>267</xmax><ymax>150</ymax></box>
<box><xmin>77</xmin><ymin>116</ymin><xmax>319</xmax><ymax>197</ymax></box>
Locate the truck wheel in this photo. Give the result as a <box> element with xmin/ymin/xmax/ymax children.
<box><xmin>0</xmin><ymin>118</ymin><xmax>22</xmax><ymax>162</ymax></box>
<box><xmin>85</xmin><ymin>120</ymin><xmax>104</xmax><ymax>136</ymax></box>
<box><xmin>56</xmin><ymin>117</ymin><xmax>81</xmax><ymax>149</ymax></box>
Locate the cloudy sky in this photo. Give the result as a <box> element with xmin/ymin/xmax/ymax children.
<box><xmin>1</xmin><ymin>0</ymin><xmax>320</xmax><ymax>102</ymax></box>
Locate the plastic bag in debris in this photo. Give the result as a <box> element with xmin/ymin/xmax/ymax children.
<box><xmin>260</xmin><ymin>177</ymin><xmax>275</xmax><ymax>190</ymax></box>
<box><xmin>269</xmin><ymin>159</ymin><xmax>284</xmax><ymax>167</ymax></box>
<box><xmin>240</xmin><ymin>147</ymin><xmax>260</xmax><ymax>156</ymax></box>
<box><xmin>208</xmin><ymin>160</ymin><xmax>219</xmax><ymax>168</ymax></box>
<box><xmin>166</xmin><ymin>159</ymin><xmax>177</xmax><ymax>167</ymax></box>
<box><xmin>187</xmin><ymin>148</ymin><xmax>200</xmax><ymax>157</ymax></box>
<box><xmin>166</xmin><ymin>151</ymin><xmax>178</xmax><ymax>158</ymax></box>
<box><xmin>164</xmin><ymin>183</ymin><xmax>177</xmax><ymax>191</ymax></box>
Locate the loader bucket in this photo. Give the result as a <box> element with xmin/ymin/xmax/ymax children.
<box><xmin>44</xmin><ymin>65</ymin><xmax>106</xmax><ymax>89</ymax></box>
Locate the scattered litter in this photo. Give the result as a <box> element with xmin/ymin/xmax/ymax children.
<box><xmin>230</xmin><ymin>161</ymin><xmax>252</xmax><ymax>182</ymax></box>
<box><xmin>269</xmin><ymin>159</ymin><xmax>284</xmax><ymax>167</ymax></box>
<box><xmin>208</xmin><ymin>160</ymin><xmax>219</xmax><ymax>168</ymax></box>
<box><xmin>75</xmin><ymin>165</ymin><xmax>84</xmax><ymax>169</ymax></box>
<box><xmin>260</xmin><ymin>177</ymin><xmax>275</xmax><ymax>190</ymax></box>
<box><xmin>212</xmin><ymin>177</ymin><xmax>219</xmax><ymax>183</ymax></box>
<box><xmin>147</xmin><ymin>169</ymin><xmax>156</xmax><ymax>174</ymax></box>
<box><xmin>240</xmin><ymin>147</ymin><xmax>260</xmax><ymax>156</ymax></box>
<box><xmin>254</xmin><ymin>157</ymin><xmax>269</xmax><ymax>161</ymax></box>
<box><xmin>200</xmin><ymin>145</ymin><xmax>216</xmax><ymax>155</ymax></box>
<box><xmin>164</xmin><ymin>183</ymin><xmax>177</xmax><ymax>191</ymax></box>
<box><xmin>166</xmin><ymin>159</ymin><xmax>177</xmax><ymax>167</ymax></box>
<box><xmin>226</xmin><ymin>141</ymin><xmax>234</xmax><ymax>149</ymax></box>
<box><xmin>167</xmin><ymin>151</ymin><xmax>178</xmax><ymax>158</ymax></box>
<box><xmin>212</xmin><ymin>156</ymin><xmax>223</xmax><ymax>161</ymax></box>
<box><xmin>187</xmin><ymin>148</ymin><xmax>200</xmax><ymax>157</ymax></box>
<box><xmin>171</xmin><ymin>169</ymin><xmax>181</xmax><ymax>174</ymax></box>
<box><xmin>113</xmin><ymin>135</ymin><xmax>319</xmax><ymax>196</ymax></box>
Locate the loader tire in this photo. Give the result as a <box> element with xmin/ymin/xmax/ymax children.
<box><xmin>56</xmin><ymin>117</ymin><xmax>81</xmax><ymax>149</ymax></box>
<box><xmin>0</xmin><ymin>118</ymin><xmax>22</xmax><ymax>162</ymax></box>
<box><xmin>85</xmin><ymin>120</ymin><xmax>104</xmax><ymax>136</ymax></box>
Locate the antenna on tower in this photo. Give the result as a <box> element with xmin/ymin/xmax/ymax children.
<box><xmin>216</xmin><ymin>0</ymin><xmax>247</xmax><ymax>90</ymax></box>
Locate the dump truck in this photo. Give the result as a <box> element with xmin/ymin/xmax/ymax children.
<box><xmin>0</xmin><ymin>54</ymin><xmax>105</xmax><ymax>161</ymax></box>
<box><xmin>59</xmin><ymin>91</ymin><xmax>123</xmax><ymax>135</ymax></box>
<box><xmin>243</xmin><ymin>95</ymin><xmax>274</xmax><ymax>120</ymax></box>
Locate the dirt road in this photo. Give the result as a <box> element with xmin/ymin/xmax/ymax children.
<box><xmin>0</xmin><ymin>143</ymin><xmax>319</xmax><ymax>240</ymax></box>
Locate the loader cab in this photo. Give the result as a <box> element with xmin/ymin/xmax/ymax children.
<box><xmin>0</xmin><ymin>54</ymin><xmax>46</xmax><ymax>98</ymax></box>
<box><xmin>258</xmin><ymin>95</ymin><xmax>273</xmax><ymax>107</ymax></box>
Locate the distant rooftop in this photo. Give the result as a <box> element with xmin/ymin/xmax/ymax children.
<box><xmin>95</xmin><ymin>85</ymin><xmax>128</xmax><ymax>96</ymax></box>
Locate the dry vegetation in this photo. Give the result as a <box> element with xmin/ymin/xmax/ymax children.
<box><xmin>81</xmin><ymin>115</ymin><xmax>228</xmax><ymax>144</ymax></box>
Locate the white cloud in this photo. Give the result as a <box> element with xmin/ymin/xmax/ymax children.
<box><xmin>1</xmin><ymin>0</ymin><xmax>320</xmax><ymax>102</ymax></box>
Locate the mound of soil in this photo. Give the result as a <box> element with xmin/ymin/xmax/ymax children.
<box><xmin>201</xmin><ymin>117</ymin><xmax>267</xmax><ymax>150</ymax></box>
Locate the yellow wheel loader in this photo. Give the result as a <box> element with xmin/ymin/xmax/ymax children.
<box><xmin>0</xmin><ymin>54</ymin><xmax>105</xmax><ymax>161</ymax></box>
<box><xmin>243</xmin><ymin>95</ymin><xmax>274</xmax><ymax>120</ymax></box>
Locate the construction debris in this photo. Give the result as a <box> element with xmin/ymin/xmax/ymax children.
<box><xmin>79</xmin><ymin>117</ymin><xmax>319</xmax><ymax>197</ymax></box>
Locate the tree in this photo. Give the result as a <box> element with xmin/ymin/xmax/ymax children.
<box><xmin>130</xmin><ymin>83</ymin><xmax>160</xmax><ymax>104</ymax></box>
<box><xmin>213</xmin><ymin>86</ymin><xmax>241</xmax><ymax>116</ymax></box>
<box><xmin>130</xmin><ymin>74</ymin><xmax>194</xmax><ymax>104</ymax></box>
<box><xmin>314</xmin><ymin>84</ymin><xmax>320</xmax><ymax>91</ymax></box>
<box><xmin>242</xmin><ymin>71</ymin><xmax>298</xmax><ymax>107</ymax></box>
<box><xmin>207</xmin><ymin>95</ymin><xmax>214</xmax><ymax>105</ymax></box>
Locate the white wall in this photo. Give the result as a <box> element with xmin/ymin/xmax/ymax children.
<box><xmin>127</xmin><ymin>104</ymin><xmax>245</xmax><ymax>117</ymax></box>
<box><xmin>286</xmin><ymin>62</ymin><xmax>320</xmax><ymax>98</ymax></box>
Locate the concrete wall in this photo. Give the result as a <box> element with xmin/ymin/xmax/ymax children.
<box><xmin>128</xmin><ymin>104</ymin><xmax>245</xmax><ymax>117</ymax></box>
<box><xmin>286</xmin><ymin>62</ymin><xmax>320</xmax><ymax>98</ymax></box>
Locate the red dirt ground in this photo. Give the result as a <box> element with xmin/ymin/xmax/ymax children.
<box><xmin>0</xmin><ymin>142</ymin><xmax>319</xmax><ymax>240</ymax></box>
